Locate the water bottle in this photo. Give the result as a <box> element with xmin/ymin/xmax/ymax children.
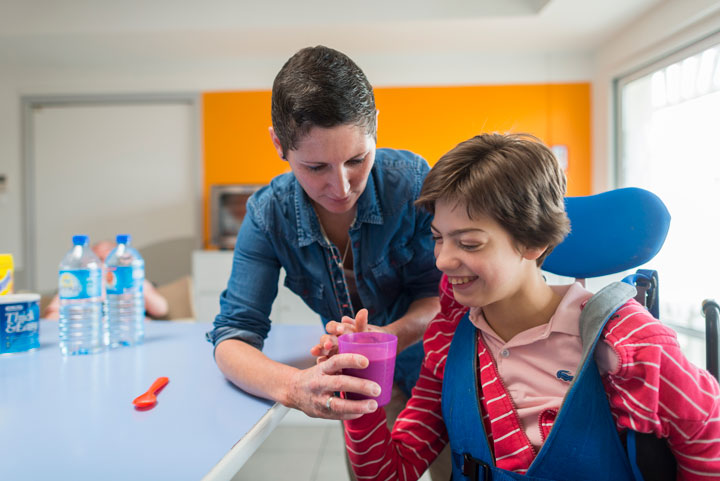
<box><xmin>106</xmin><ymin>234</ymin><xmax>145</xmax><ymax>347</ymax></box>
<box><xmin>58</xmin><ymin>235</ymin><xmax>107</xmax><ymax>355</ymax></box>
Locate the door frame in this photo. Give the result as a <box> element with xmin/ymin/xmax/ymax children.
<box><xmin>21</xmin><ymin>92</ymin><xmax>203</xmax><ymax>291</ymax></box>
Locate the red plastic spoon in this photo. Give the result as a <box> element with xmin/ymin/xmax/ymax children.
<box><xmin>133</xmin><ymin>377</ymin><xmax>169</xmax><ymax>408</ymax></box>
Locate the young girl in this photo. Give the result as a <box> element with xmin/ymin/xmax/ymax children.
<box><xmin>332</xmin><ymin>133</ymin><xmax>720</xmax><ymax>480</ymax></box>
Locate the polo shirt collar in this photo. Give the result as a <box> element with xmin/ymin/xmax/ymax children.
<box><xmin>469</xmin><ymin>282</ymin><xmax>592</xmax><ymax>346</ymax></box>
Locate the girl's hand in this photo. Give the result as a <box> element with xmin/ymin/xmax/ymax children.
<box><xmin>311</xmin><ymin>309</ymin><xmax>385</xmax><ymax>362</ymax></box>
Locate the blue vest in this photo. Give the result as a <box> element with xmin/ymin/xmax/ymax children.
<box><xmin>441</xmin><ymin>283</ymin><xmax>643</xmax><ymax>481</ymax></box>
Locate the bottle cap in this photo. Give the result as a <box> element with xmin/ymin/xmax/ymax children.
<box><xmin>116</xmin><ymin>234</ymin><xmax>131</xmax><ymax>244</ymax></box>
<box><xmin>72</xmin><ymin>235</ymin><xmax>89</xmax><ymax>246</ymax></box>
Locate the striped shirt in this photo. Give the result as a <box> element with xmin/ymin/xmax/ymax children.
<box><xmin>344</xmin><ymin>276</ymin><xmax>720</xmax><ymax>480</ymax></box>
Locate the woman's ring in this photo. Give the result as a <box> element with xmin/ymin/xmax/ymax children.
<box><xmin>325</xmin><ymin>395</ymin><xmax>334</xmax><ymax>411</ymax></box>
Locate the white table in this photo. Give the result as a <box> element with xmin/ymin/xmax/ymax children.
<box><xmin>0</xmin><ymin>320</ymin><xmax>324</xmax><ymax>480</ymax></box>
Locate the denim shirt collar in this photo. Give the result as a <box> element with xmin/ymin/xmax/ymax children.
<box><xmin>293</xmin><ymin>166</ymin><xmax>384</xmax><ymax>248</ymax></box>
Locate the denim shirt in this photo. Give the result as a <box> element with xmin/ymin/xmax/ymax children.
<box><xmin>206</xmin><ymin>148</ymin><xmax>441</xmax><ymax>396</ymax></box>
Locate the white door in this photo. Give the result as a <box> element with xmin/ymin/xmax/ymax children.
<box><xmin>27</xmin><ymin>98</ymin><xmax>200</xmax><ymax>295</ymax></box>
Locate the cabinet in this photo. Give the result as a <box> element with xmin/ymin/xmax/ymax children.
<box><xmin>192</xmin><ymin>250</ymin><xmax>318</xmax><ymax>325</ymax></box>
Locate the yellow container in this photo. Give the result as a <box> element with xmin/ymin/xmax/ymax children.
<box><xmin>0</xmin><ymin>254</ymin><xmax>14</xmax><ymax>295</ymax></box>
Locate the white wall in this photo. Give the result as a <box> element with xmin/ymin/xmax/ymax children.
<box><xmin>592</xmin><ymin>0</ymin><xmax>720</xmax><ymax>193</ymax></box>
<box><xmin>0</xmin><ymin>47</ymin><xmax>591</xmax><ymax>290</ymax></box>
<box><xmin>0</xmin><ymin>77</ymin><xmax>24</xmax><ymax>279</ymax></box>
<box><xmin>0</xmin><ymin>58</ymin><xmax>273</xmax><ymax>286</ymax></box>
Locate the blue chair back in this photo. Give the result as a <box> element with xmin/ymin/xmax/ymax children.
<box><xmin>543</xmin><ymin>187</ymin><xmax>671</xmax><ymax>279</ymax></box>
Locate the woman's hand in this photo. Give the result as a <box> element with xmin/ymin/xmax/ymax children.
<box><xmin>311</xmin><ymin>309</ymin><xmax>387</xmax><ymax>362</ymax></box>
<box><xmin>286</xmin><ymin>351</ymin><xmax>380</xmax><ymax>420</ymax></box>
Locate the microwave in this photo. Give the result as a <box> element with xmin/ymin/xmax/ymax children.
<box><xmin>210</xmin><ymin>184</ymin><xmax>264</xmax><ymax>250</ymax></box>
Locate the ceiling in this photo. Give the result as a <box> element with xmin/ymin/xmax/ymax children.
<box><xmin>0</xmin><ymin>0</ymin><xmax>664</xmax><ymax>72</ymax></box>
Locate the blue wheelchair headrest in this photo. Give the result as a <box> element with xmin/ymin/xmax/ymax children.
<box><xmin>542</xmin><ymin>187</ymin><xmax>671</xmax><ymax>279</ymax></box>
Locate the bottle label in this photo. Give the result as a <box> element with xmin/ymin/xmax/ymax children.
<box><xmin>59</xmin><ymin>270</ymin><xmax>102</xmax><ymax>299</ymax></box>
<box><xmin>106</xmin><ymin>266</ymin><xmax>144</xmax><ymax>295</ymax></box>
<box><xmin>0</xmin><ymin>295</ymin><xmax>40</xmax><ymax>354</ymax></box>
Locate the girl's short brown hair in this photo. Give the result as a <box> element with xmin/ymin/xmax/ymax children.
<box><xmin>416</xmin><ymin>133</ymin><xmax>570</xmax><ymax>266</ymax></box>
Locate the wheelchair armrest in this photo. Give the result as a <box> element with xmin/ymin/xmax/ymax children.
<box><xmin>704</xmin><ymin>300</ymin><xmax>720</xmax><ymax>381</ymax></box>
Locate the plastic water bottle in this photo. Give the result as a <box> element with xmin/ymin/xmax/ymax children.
<box><xmin>106</xmin><ymin>234</ymin><xmax>145</xmax><ymax>347</ymax></box>
<box><xmin>58</xmin><ymin>235</ymin><xmax>107</xmax><ymax>355</ymax></box>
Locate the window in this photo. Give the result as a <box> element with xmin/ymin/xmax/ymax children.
<box><xmin>616</xmin><ymin>33</ymin><xmax>720</xmax><ymax>367</ymax></box>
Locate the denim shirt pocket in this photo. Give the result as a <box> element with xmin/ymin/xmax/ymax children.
<box><xmin>283</xmin><ymin>274</ymin><xmax>326</xmax><ymax>314</ymax></box>
<box><xmin>369</xmin><ymin>243</ymin><xmax>414</xmax><ymax>303</ymax></box>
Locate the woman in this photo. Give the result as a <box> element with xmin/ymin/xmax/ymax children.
<box><xmin>206</xmin><ymin>45</ymin><xmax>449</xmax><ymax>479</ymax></box>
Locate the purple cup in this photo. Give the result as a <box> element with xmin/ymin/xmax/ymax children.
<box><xmin>337</xmin><ymin>331</ymin><xmax>397</xmax><ymax>407</ymax></box>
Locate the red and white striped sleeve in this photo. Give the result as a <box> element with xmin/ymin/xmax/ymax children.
<box><xmin>602</xmin><ymin>300</ymin><xmax>720</xmax><ymax>480</ymax></box>
<box><xmin>344</xmin><ymin>275</ymin><xmax>465</xmax><ymax>481</ymax></box>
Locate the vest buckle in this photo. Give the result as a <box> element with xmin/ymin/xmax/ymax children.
<box><xmin>463</xmin><ymin>453</ymin><xmax>492</xmax><ymax>481</ymax></box>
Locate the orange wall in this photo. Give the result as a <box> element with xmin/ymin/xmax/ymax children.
<box><xmin>202</xmin><ymin>83</ymin><xmax>591</xmax><ymax>246</ymax></box>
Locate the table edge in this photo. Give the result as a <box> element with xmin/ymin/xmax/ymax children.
<box><xmin>201</xmin><ymin>402</ymin><xmax>290</xmax><ymax>480</ymax></box>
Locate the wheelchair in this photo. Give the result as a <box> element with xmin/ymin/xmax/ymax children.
<box><xmin>542</xmin><ymin>186</ymin><xmax>720</xmax><ymax>481</ymax></box>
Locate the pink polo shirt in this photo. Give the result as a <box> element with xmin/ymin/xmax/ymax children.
<box><xmin>468</xmin><ymin>282</ymin><xmax>618</xmax><ymax>449</ymax></box>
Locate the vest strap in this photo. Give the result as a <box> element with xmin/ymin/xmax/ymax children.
<box><xmin>463</xmin><ymin>453</ymin><xmax>492</xmax><ymax>481</ymax></box>
<box><xmin>442</xmin><ymin>281</ymin><xmax>641</xmax><ymax>481</ymax></box>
